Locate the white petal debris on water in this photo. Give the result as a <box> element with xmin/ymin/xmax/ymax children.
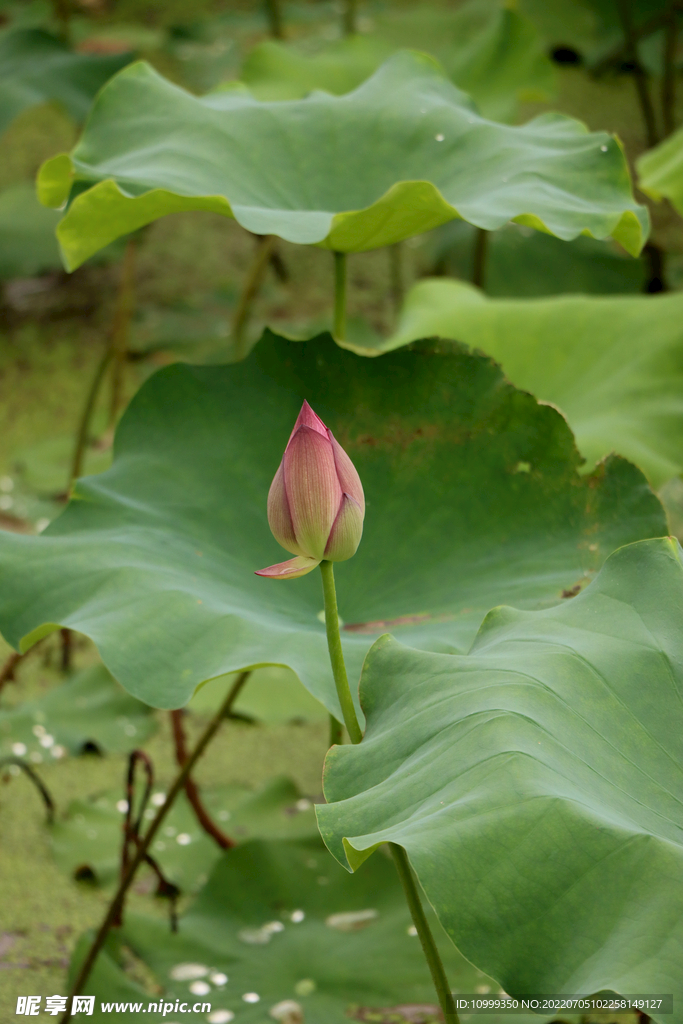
<box><xmin>290</xmin><ymin>909</ymin><xmax>305</xmax><ymax>923</ymax></box>
<box><xmin>189</xmin><ymin>980</ymin><xmax>211</xmax><ymax>996</ymax></box>
<box><xmin>269</xmin><ymin>1000</ymin><xmax>304</xmax><ymax>1023</ymax></box>
<box><xmin>243</xmin><ymin>992</ymin><xmax>261</xmax><ymax>1003</ymax></box>
<box><xmin>207</xmin><ymin>1012</ymin><xmax>234</xmax><ymax>1024</ymax></box>
<box><xmin>325</xmin><ymin>909</ymin><xmax>378</xmax><ymax>932</ymax></box>
<box><xmin>238</xmin><ymin>920</ymin><xmax>284</xmax><ymax>945</ymax></box>
<box><xmin>169</xmin><ymin>962</ymin><xmax>209</xmax><ymax>981</ymax></box>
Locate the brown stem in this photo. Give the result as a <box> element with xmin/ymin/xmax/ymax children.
<box><xmin>471</xmin><ymin>228</ymin><xmax>489</xmax><ymax>289</ymax></box>
<box><xmin>663</xmin><ymin>2</ymin><xmax>678</xmax><ymax>137</ymax></box>
<box><xmin>0</xmin><ymin>639</ymin><xmax>46</xmax><ymax>697</ymax></box>
<box><xmin>170</xmin><ymin>709</ymin><xmax>234</xmax><ymax>850</ymax></box>
<box><xmin>616</xmin><ymin>0</ymin><xmax>660</xmax><ymax>147</ymax></box>
<box><xmin>59</xmin><ymin>671</ymin><xmax>250</xmax><ymax>1023</ymax></box>
<box><xmin>108</xmin><ymin>237</ymin><xmax>137</xmax><ymax>431</ymax></box>
<box><xmin>231</xmin><ymin>234</ymin><xmax>277</xmax><ymax>360</ymax></box>
<box><xmin>0</xmin><ymin>757</ymin><xmax>55</xmax><ymax>824</ymax></box>
<box><xmin>115</xmin><ymin>749</ymin><xmax>155</xmax><ymax>926</ymax></box>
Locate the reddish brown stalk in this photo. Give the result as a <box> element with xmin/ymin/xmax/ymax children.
<box><xmin>170</xmin><ymin>709</ymin><xmax>234</xmax><ymax>849</ymax></box>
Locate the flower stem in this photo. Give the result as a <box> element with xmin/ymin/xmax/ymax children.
<box><xmin>333</xmin><ymin>251</ymin><xmax>347</xmax><ymax>342</ymax></box>
<box><xmin>390</xmin><ymin>843</ymin><xmax>460</xmax><ymax>1024</ymax></box>
<box><xmin>317</xmin><ymin>562</ymin><xmax>457</xmax><ymax>1017</ymax></box>
<box><xmin>329</xmin><ymin>714</ymin><xmax>343</xmax><ymax>746</ymax></box>
<box><xmin>319</xmin><ymin>560</ymin><xmax>362</xmax><ymax>744</ymax></box>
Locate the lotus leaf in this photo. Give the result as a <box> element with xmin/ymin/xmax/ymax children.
<box><xmin>318</xmin><ymin>537</ymin><xmax>683</xmax><ymax>1019</ymax></box>
<box><xmin>0</xmin><ymin>332</ymin><xmax>666</xmax><ymax>717</ymax></box>
<box><xmin>359</xmin><ymin>277</ymin><xmax>683</xmax><ymax>487</ymax></box>
<box><xmin>0</xmin><ymin>28</ymin><xmax>132</xmax><ymax>135</ymax></box>
<box><xmin>638</xmin><ymin>125</ymin><xmax>683</xmax><ymax>214</ymax></box>
<box><xmin>38</xmin><ymin>52</ymin><xmax>647</xmax><ymax>270</ymax></box>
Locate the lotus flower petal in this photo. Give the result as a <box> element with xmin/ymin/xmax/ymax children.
<box><xmin>267</xmin><ymin>462</ymin><xmax>301</xmax><ymax>555</ymax></box>
<box><xmin>254</xmin><ymin>555</ymin><xmax>321</xmax><ymax>579</ymax></box>
<box><xmin>288</xmin><ymin>399</ymin><xmax>327</xmax><ymax>443</ymax></box>
<box><xmin>284</xmin><ymin>425</ymin><xmax>342</xmax><ymax>559</ymax></box>
<box><xmin>329</xmin><ymin>434</ymin><xmax>365</xmax><ymax>515</ymax></box>
<box><xmin>325</xmin><ymin>493</ymin><xmax>364</xmax><ymax>562</ymax></box>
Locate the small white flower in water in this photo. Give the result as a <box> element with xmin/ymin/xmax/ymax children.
<box><xmin>290</xmin><ymin>910</ymin><xmax>305</xmax><ymax>923</ymax></box>
<box><xmin>39</xmin><ymin>734</ymin><xmax>54</xmax><ymax>748</ymax></box>
<box><xmin>51</xmin><ymin>745</ymin><xmax>66</xmax><ymax>759</ymax></box>
<box><xmin>326</xmin><ymin>909</ymin><xmax>378</xmax><ymax>932</ymax></box>
<box><xmin>263</xmin><ymin>921</ymin><xmax>284</xmax><ymax>934</ymax></box>
<box><xmin>189</xmin><ymin>980</ymin><xmax>211</xmax><ymax>996</ymax></box>
<box><xmin>238</xmin><ymin>927</ymin><xmax>271</xmax><ymax>945</ymax></box>
<box><xmin>295</xmin><ymin>798</ymin><xmax>311</xmax><ymax>811</ymax></box>
<box><xmin>151</xmin><ymin>791</ymin><xmax>166</xmax><ymax>806</ymax></box>
<box><xmin>435</xmin><ymin>133</ymin><xmax>445</xmax><ymax>142</ymax></box>
<box><xmin>243</xmin><ymin>992</ymin><xmax>260</xmax><ymax>1003</ymax></box>
<box><xmin>294</xmin><ymin>979</ymin><xmax>316</xmax><ymax>997</ymax></box>
<box><xmin>116</xmin><ymin>800</ymin><xmax>129</xmax><ymax>814</ymax></box>
<box><xmin>169</xmin><ymin>962</ymin><xmax>209</xmax><ymax>981</ymax></box>
<box><xmin>207</xmin><ymin>1012</ymin><xmax>234</xmax><ymax>1024</ymax></box>
<box><xmin>209</xmin><ymin>972</ymin><xmax>228</xmax><ymax>986</ymax></box>
<box><xmin>269</xmin><ymin>1000</ymin><xmax>304</xmax><ymax>1022</ymax></box>
<box><xmin>11</xmin><ymin>742</ymin><xmax>27</xmax><ymax>756</ymax></box>
<box><xmin>407</xmin><ymin>925</ymin><xmax>418</xmax><ymax>936</ymax></box>
<box><xmin>176</xmin><ymin>833</ymin><xmax>192</xmax><ymax>846</ymax></box>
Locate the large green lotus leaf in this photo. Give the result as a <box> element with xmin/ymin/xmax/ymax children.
<box><xmin>38</xmin><ymin>51</ymin><xmax>647</xmax><ymax>270</ymax></box>
<box><xmin>317</xmin><ymin>537</ymin><xmax>683</xmax><ymax>1018</ymax></box>
<box><xmin>75</xmin><ymin>838</ymin><xmax>507</xmax><ymax>1023</ymax></box>
<box><xmin>0</xmin><ymin>333</ymin><xmax>666</xmax><ymax>717</ymax></box>
<box><xmin>637</xmin><ymin>126</ymin><xmax>683</xmax><ymax>215</ymax></box>
<box><xmin>0</xmin><ymin>181</ymin><xmax>62</xmax><ymax>280</ymax></box>
<box><xmin>52</xmin><ymin>777</ymin><xmax>318</xmax><ymax>893</ymax></box>
<box><xmin>0</xmin><ymin>332</ymin><xmax>666</xmax><ymax>717</ymax></box>
<box><xmin>360</xmin><ymin>278</ymin><xmax>683</xmax><ymax>488</ymax></box>
<box><xmin>240</xmin><ymin>2</ymin><xmax>555</xmax><ymax>123</ymax></box>
<box><xmin>0</xmin><ymin>663</ymin><xmax>156</xmax><ymax>759</ymax></box>
<box><xmin>0</xmin><ymin>28</ymin><xmax>132</xmax><ymax>135</ymax></box>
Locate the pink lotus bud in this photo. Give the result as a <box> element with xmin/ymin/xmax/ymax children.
<box><xmin>256</xmin><ymin>401</ymin><xmax>365</xmax><ymax>580</ymax></box>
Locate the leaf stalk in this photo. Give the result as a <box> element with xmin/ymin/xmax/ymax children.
<box><xmin>333</xmin><ymin>251</ymin><xmax>348</xmax><ymax>342</ymax></box>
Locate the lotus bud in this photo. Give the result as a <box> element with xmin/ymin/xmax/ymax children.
<box><xmin>256</xmin><ymin>401</ymin><xmax>365</xmax><ymax>580</ymax></box>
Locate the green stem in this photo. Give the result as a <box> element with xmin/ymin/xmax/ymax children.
<box><xmin>333</xmin><ymin>251</ymin><xmax>347</xmax><ymax>342</ymax></box>
<box><xmin>69</xmin><ymin>344</ymin><xmax>114</xmax><ymax>491</ymax></box>
<box><xmin>59</xmin><ymin>672</ymin><xmax>251</xmax><ymax>1024</ymax></box>
<box><xmin>616</xmin><ymin>0</ymin><xmax>659</xmax><ymax>147</ymax></box>
<box><xmin>343</xmin><ymin>0</ymin><xmax>359</xmax><ymax>35</ymax></box>
<box><xmin>390</xmin><ymin>843</ymin><xmax>460</xmax><ymax>1024</ymax></box>
<box><xmin>108</xmin><ymin>236</ymin><xmax>137</xmax><ymax>431</ymax></box>
<box><xmin>471</xmin><ymin>227</ymin><xmax>489</xmax><ymax>289</ymax></box>
<box><xmin>662</xmin><ymin>2</ymin><xmax>678</xmax><ymax>137</ymax></box>
<box><xmin>232</xmin><ymin>234</ymin><xmax>277</xmax><ymax>361</ymax></box>
<box><xmin>389</xmin><ymin>241</ymin><xmax>405</xmax><ymax>323</ymax></box>
<box><xmin>264</xmin><ymin>0</ymin><xmax>285</xmax><ymax>38</ymax></box>
<box><xmin>318</xmin><ymin>564</ymin><xmax>457</xmax><ymax>1018</ymax></box>
<box><xmin>319</xmin><ymin>560</ymin><xmax>362</xmax><ymax>744</ymax></box>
